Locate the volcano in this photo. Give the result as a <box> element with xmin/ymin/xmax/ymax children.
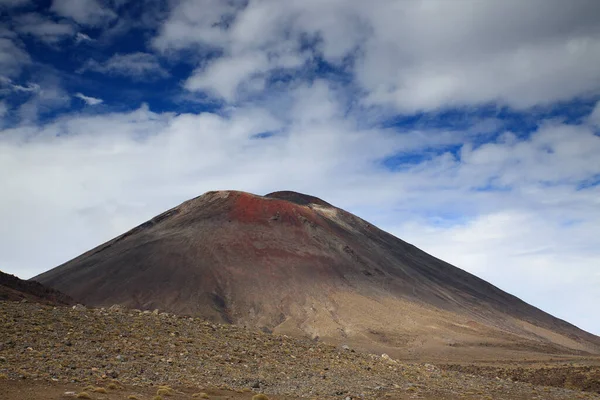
<box><xmin>33</xmin><ymin>190</ymin><xmax>600</xmax><ymax>360</ymax></box>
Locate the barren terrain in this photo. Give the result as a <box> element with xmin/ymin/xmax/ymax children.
<box><xmin>1</xmin><ymin>301</ymin><xmax>599</xmax><ymax>400</ymax></box>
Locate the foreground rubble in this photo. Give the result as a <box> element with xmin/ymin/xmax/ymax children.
<box><xmin>1</xmin><ymin>301</ymin><xmax>598</xmax><ymax>399</ymax></box>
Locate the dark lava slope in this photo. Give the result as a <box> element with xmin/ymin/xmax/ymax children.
<box><xmin>32</xmin><ymin>190</ymin><xmax>600</xmax><ymax>358</ymax></box>
<box><xmin>1</xmin><ymin>270</ymin><xmax>74</xmax><ymax>305</ymax></box>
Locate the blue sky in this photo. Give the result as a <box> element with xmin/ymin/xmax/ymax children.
<box><xmin>1</xmin><ymin>0</ymin><xmax>600</xmax><ymax>335</ymax></box>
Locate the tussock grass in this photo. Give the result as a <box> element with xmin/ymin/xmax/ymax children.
<box><xmin>76</xmin><ymin>392</ymin><xmax>92</xmax><ymax>399</ymax></box>
<box><xmin>156</xmin><ymin>388</ymin><xmax>173</xmax><ymax>396</ymax></box>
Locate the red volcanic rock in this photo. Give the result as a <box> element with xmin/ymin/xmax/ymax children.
<box><xmin>32</xmin><ymin>190</ymin><xmax>600</xmax><ymax>359</ymax></box>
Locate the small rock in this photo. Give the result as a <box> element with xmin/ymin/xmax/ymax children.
<box><xmin>107</xmin><ymin>370</ymin><xmax>119</xmax><ymax>378</ymax></box>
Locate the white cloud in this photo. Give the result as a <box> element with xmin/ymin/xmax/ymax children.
<box><xmin>81</xmin><ymin>52</ymin><xmax>169</xmax><ymax>80</ymax></box>
<box><xmin>0</xmin><ymin>101</ymin><xmax>7</xmax><ymax>117</ymax></box>
<box><xmin>184</xmin><ymin>49</ymin><xmax>309</xmax><ymax>101</ymax></box>
<box><xmin>74</xmin><ymin>92</ymin><xmax>103</xmax><ymax>105</ymax></box>
<box><xmin>0</xmin><ymin>37</ymin><xmax>30</xmax><ymax>78</ymax></box>
<box><xmin>14</xmin><ymin>78</ymin><xmax>71</xmax><ymax>122</ymax></box>
<box><xmin>154</xmin><ymin>0</ymin><xmax>600</xmax><ymax>110</ymax></box>
<box><xmin>75</xmin><ymin>32</ymin><xmax>93</xmax><ymax>44</ymax></box>
<box><xmin>0</xmin><ymin>77</ymin><xmax>40</xmax><ymax>93</ymax></box>
<box><xmin>51</xmin><ymin>0</ymin><xmax>116</xmax><ymax>27</ymax></box>
<box><xmin>185</xmin><ymin>52</ymin><xmax>269</xmax><ymax>100</ymax></box>
<box><xmin>15</xmin><ymin>13</ymin><xmax>76</xmax><ymax>44</ymax></box>
<box><xmin>152</xmin><ymin>0</ymin><xmax>240</xmax><ymax>53</ymax></box>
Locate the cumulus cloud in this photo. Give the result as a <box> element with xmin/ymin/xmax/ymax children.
<box><xmin>154</xmin><ymin>0</ymin><xmax>600</xmax><ymax>110</ymax></box>
<box><xmin>80</xmin><ymin>52</ymin><xmax>169</xmax><ymax>80</ymax></box>
<box><xmin>74</xmin><ymin>92</ymin><xmax>103</xmax><ymax>105</ymax></box>
<box><xmin>51</xmin><ymin>0</ymin><xmax>116</xmax><ymax>27</ymax></box>
<box><xmin>186</xmin><ymin>53</ymin><xmax>267</xmax><ymax>100</ymax></box>
<box><xmin>152</xmin><ymin>0</ymin><xmax>240</xmax><ymax>52</ymax></box>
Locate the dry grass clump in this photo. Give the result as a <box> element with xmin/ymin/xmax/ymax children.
<box><xmin>192</xmin><ymin>393</ymin><xmax>209</xmax><ymax>399</ymax></box>
<box><xmin>107</xmin><ymin>382</ymin><xmax>120</xmax><ymax>390</ymax></box>
<box><xmin>93</xmin><ymin>387</ymin><xmax>107</xmax><ymax>393</ymax></box>
<box><xmin>76</xmin><ymin>392</ymin><xmax>92</xmax><ymax>399</ymax></box>
<box><xmin>152</xmin><ymin>396</ymin><xmax>163</xmax><ymax>400</ymax></box>
<box><xmin>252</xmin><ymin>395</ymin><xmax>269</xmax><ymax>400</ymax></box>
<box><xmin>0</xmin><ymin>373</ymin><xmax>8</xmax><ymax>379</ymax></box>
<box><xmin>127</xmin><ymin>396</ymin><xmax>140</xmax><ymax>400</ymax></box>
<box><xmin>82</xmin><ymin>385</ymin><xmax>95</xmax><ymax>391</ymax></box>
<box><xmin>156</xmin><ymin>388</ymin><xmax>173</xmax><ymax>396</ymax></box>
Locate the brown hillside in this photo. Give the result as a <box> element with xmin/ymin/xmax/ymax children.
<box><xmin>32</xmin><ymin>190</ymin><xmax>600</xmax><ymax>360</ymax></box>
<box><xmin>0</xmin><ymin>270</ymin><xmax>74</xmax><ymax>305</ymax></box>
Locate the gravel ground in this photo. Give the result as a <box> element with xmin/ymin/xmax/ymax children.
<box><xmin>1</xmin><ymin>301</ymin><xmax>598</xmax><ymax>400</ymax></box>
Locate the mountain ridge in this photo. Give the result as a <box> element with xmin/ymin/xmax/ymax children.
<box><xmin>1</xmin><ymin>269</ymin><xmax>74</xmax><ymax>305</ymax></box>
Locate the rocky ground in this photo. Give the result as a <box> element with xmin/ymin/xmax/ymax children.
<box><xmin>1</xmin><ymin>301</ymin><xmax>599</xmax><ymax>400</ymax></box>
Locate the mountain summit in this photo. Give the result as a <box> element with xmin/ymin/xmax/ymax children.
<box><xmin>33</xmin><ymin>190</ymin><xmax>600</xmax><ymax>360</ymax></box>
